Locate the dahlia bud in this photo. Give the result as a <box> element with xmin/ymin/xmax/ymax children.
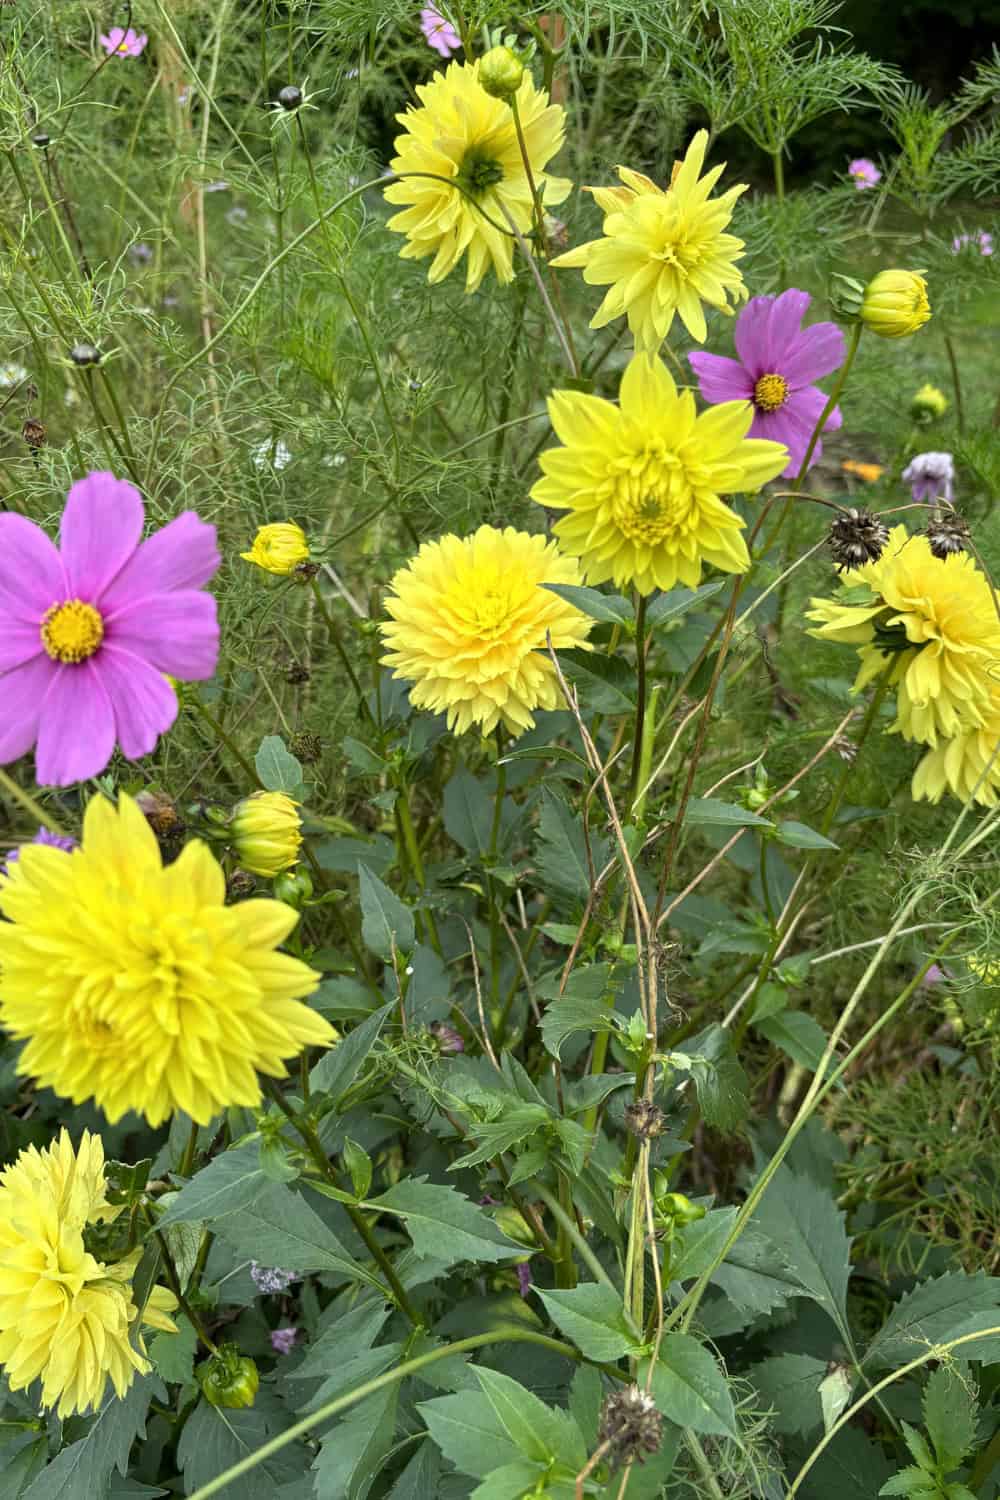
<box><xmin>199</xmin><ymin>1346</ymin><xmax>260</xmax><ymax>1409</ymax></box>
<box><xmin>272</xmin><ymin>866</ymin><xmax>313</xmax><ymax>907</ymax></box>
<box><xmin>924</xmin><ymin>512</ymin><xmax>971</xmax><ymax>559</ymax></box>
<box><xmin>624</xmin><ymin>1099</ymin><xmax>666</xmax><ymax>1141</ymax></box>
<box><xmin>277</xmin><ymin>85</ymin><xmax>303</xmax><ymax>111</ymax></box>
<box><xmin>69</xmin><ymin>342</ymin><xmax>101</xmax><ymax>366</ymax></box>
<box><xmin>478</xmin><ymin>46</ymin><xmax>524</xmax><ymax>100</ymax></box>
<box><xmin>240</xmin><ymin>522</ymin><xmax>310</xmax><ymax>577</ymax></box>
<box><xmin>828</xmin><ymin>507</ymin><xmax>889</xmax><ymax>573</ymax></box>
<box><xmin>910</xmin><ymin>383</ymin><xmax>948</xmax><ymax>424</ymax></box>
<box><xmin>860</xmin><ymin>269</ymin><xmax>931</xmax><ymax>339</ymax></box>
<box><xmin>598</xmin><ymin>1385</ymin><xmax>664</xmax><ymax>1467</ymax></box>
<box><xmin>230</xmin><ymin>792</ymin><xmax>303</xmax><ymax>877</ymax></box>
<box><xmin>656</xmin><ymin>1191</ymin><xmax>706</xmax><ymax>1226</ymax></box>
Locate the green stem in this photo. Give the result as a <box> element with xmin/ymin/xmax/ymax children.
<box><xmin>628</xmin><ymin>593</ymin><xmax>650</xmax><ymax>811</ymax></box>
<box><xmin>0</xmin><ymin>767</ymin><xmax>67</xmax><ymax>836</ymax></box>
<box><xmin>489</xmin><ymin>737</ymin><xmax>508</xmax><ymax>1019</ymax></box>
<box><xmin>943</xmin><ymin>331</ymin><xmax>966</xmax><ymax>434</ymax></box>
<box><xmin>308</xmin><ymin>579</ymin><xmax>371</xmax><ymax>720</ymax></box>
<box><xmin>178</xmin><ymin>1121</ymin><xmax>200</xmax><ymax>1179</ymax></box>
<box><xmin>395</xmin><ymin>789</ymin><xmax>443</xmax><ymax>956</ymax></box>
<box><xmin>533</xmin><ymin>1181</ymin><xmax>616</xmax><ymax>1291</ymax></box>
<box><xmin>185</xmin><ymin>1330</ymin><xmax>589</xmax><ymax>1500</ymax></box>
<box><xmin>188</xmin><ymin>694</ymin><xmax>262</xmax><ymax>787</ymax></box>
<box><xmin>819</xmin><ymin>665</ymin><xmax>892</xmax><ymax>837</ymax></box>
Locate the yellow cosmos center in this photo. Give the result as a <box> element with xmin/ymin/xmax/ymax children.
<box><xmin>610</xmin><ymin>446</ymin><xmax>688</xmax><ymax>546</ymax></box>
<box><xmin>40</xmin><ymin>600</ymin><xmax>105</xmax><ymax>663</ymax></box>
<box><xmin>753</xmin><ymin>373</ymin><xmax>790</xmax><ymax>412</ymax></box>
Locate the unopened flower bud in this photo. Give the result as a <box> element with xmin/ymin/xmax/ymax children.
<box><xmin>272</xmin><ymin>866</ymin><xmax>313</xmax><ymax>906</ymax></box>
<box><xmin>277</xmin><ymin>85</ymin><xmax>303</xmax><ymax>111</ymax></box>
<box><xmin>199</xmin><ymin>1346</ymin><xmax>259</xmax><ymax>1408</ymax></box>
<box><xmin>860</xmin><ymin>269</ymin><xmax>931</xmax><ymax>339</ymax></box>
<box><xmin>32</xmin><ymin>131</ymin><xmax>50</xmax><ymax>149</ymax></box>
<box><xmin>657</xmin><ymin>1191</ymin><xmax>706</xmax><ymax>1226</ymax></box>
<box><xmin>910</xmin><ymin>383</ymin><xmax>947</xmax><ymax>423</ymax></box>
<box><xmin>69</xmin><ymin>342</ymin><xmax>101</xmax><ymax>366</ymax></box>
<box><xmin>230</xmin><ymin>792</ymin><xmax>302</xmax><ymax>877</ymax></box>
<box><xmin>478</xmin><ymin>46</ymin><xmax>524</xmax><ymax>99</ymax></box>
<box><xmin>240</xmin><ymin>522</ymin><xmax>310</xmax><ymax>577</ymax></box>
<box><xmin>624</xmin><ymin>1099</ymin><xmax>666</xmax><ymax>1140</ymax></box>
<box><xmin>828</xmin><ymin>507</ymin><xmax>890</xmax><ymax>573</ymax></box>
<box><xmin>598</xmin><ymin>1385</ymin><xmax>664</xmax><ymax>1467</ymax></box>
<box><xmin>430</xmin><ymin>1020</ymin><xmax>465</xmax><ymax>1054</ymax></box>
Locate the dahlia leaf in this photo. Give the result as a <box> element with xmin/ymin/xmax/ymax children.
<box><xmin>647</xmin><ymin>580</ymin><xmax>727</xmax><ymax>626</ymax></box>
<box><xmin>776</xmin><ymin>819</ymin><xmax>840</xmax><ymax>850</ymax></box>
<box><xmin>365</xmin><ymin>1178</ymin><xmax>522</xmax><ymax>1265</ymax></box>
<box><xmin>157</xmin><ymin>1142</ymin><xmax>267</xmax><ymax>1227</ymax></box>
<box><xmin>254</xmin><ymin>734</ymin><xmax>304</xmax><ymax>794</ymax></box>
<box><xmin>684</xmin><ymin>797</ymin><xmax>773</xmax><ymax>828</ymax></box>
<box><xmin>642</xmin><ymin>1335</ymin><xmax>737</xmax><ymax>1438</ymax></box>
<box><xmin>541</xmin><ymin>583</ymin><xmax>634</xmax><ymax>626</ymax></box>
<box><xmin>177</xmin><ymin>1397</ymin><xmax>310</xmax><ymax>1499</ymax></box>
<box><xmin>535</xmin><ymin>788</ymin><xmax>610</xmax><ymax>902</ymax></box>
<box><xmin>311</xmin><ymin>1384</ymin><xmax>398</xmax><ymax>1500</ymax></box>
<box><xmin>309</xmin><ymin>1000</ymin><xmax>395</xmax><ymax>1100</ymax></box>
<box><xmin>211</xmin><ymin>1183</ymin><xmax>382</xmax><ymax>1289</ymax></box>
<box><xmin>383</xmin><ymin>1441</ymin><xmax>441</xmax><ymax>1500</ymax></box>
<box><xmin>358</xmin><ymin>864</ymin><xmax>415</xmax><ymax>959</ymax></box>
<box><xmin>417</xmin><ymin>1392</ymin><xmax>524</xmax><ymax>1479</ymax></box>
<box><xmin>21</xmin><ymin>1375</ymin><xmax>164</xmax><ymax>1500</ymax></box>
<box><xmin>754</xmin><ymin>1010</ymin><xmax>830</xmax><ymax>1074</ymax></box>
<box><xmin>537</xmin><ymin>1285</ymin><xmax>643</xmax><ymax>1362</ymax></box>
<box><xmin>748</xmin><ymin>1164</ymin><xmax>853</xmax><ymax>1343</ymax></box>
<box><xmin>474</xmin><ymin>1367</ymin><xmax>587</xmax><ymax>1468</ymax></box>
<box><xmin>863</xmin><ymin>1273</ymin><xmax>1000</xmax><ymax>1371</ymax></box>
<box><xmin>748</xmin><ymin>1353</ymin><xmax>828</xmax><ymax>1435</ymax></box>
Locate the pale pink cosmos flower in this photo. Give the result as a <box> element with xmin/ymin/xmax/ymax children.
<box><xmin>848</xmin><ymin>158</ymin><xmax>881</xmax><ymax>190</ymax></box>
<box><xmin>0</xmin><ymin>471</ymin><xmax>219</xmax><ymax>787</ymax></box>
<box><xmin>952</xmin><ymin>230</ymin><xmax>994</xmax><ymax>257</ymax></box>
<box><xmin>99</xmin><ymin>27</ymin><xmax>148</xmax><ymax>57</ymax></box>
<box><xmin>419</xmin><ymin>7</ymin><xmax>460</xmax><ymax>57</ymax></box>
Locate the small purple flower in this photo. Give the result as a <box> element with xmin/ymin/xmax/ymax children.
<box><xmin>952</xmin><ymin>230</ymin><xmax>994</xmax><ymax>257</ymax></box>
<box><xmin>902</xmin><ymin>451</ymin><xmax>955</xmax><ymax>504</ymax></box>
<box><xmin>688</xmin><ymin>289</ymin><xmax>846</xmax><ymax>478</ymax></box>
<box><xmin>848</xmin><ymin>158</ymin><xmax>881</xmax><ymax>190</ymax></box>
<box><xmin>516</xmin><ymin>1262</ymin><xmax>533</xmax><ymax>1298</ymax></box>
<box><xmin>430</xmin><ymin>1021</ymin><xmax>464</xmax><ymax>1054</ymax></box>
<box><xmin>419</xmin><ymin>7</ymin><xmax>461</xmax><ymax>57</ymax></box>
<box><xmin>921</xmin><ymin>963</ymin><xmax>946</xmax><ymax>988</ymax></box>
<box><xmin>270</xmin><ymin>1326</ymin><xmax>298</xmax><ymax>1354</ymax></box>
<box><xmin>3</xmin><ymin>827</ymin><xmax>77</xmax><ymax>874</ymax></box>
<box><xmin>100</xmin><ymin>27</ymin><xmax>148</xmax><ymax>58</ymax></box>
<box><xmin>129</xmin><ymin>243</ymin><xmax>153</xmax><ymax>265</ymax></box>
<box><xmin>250</xmin><ymin>1262</ymin><xmax>298</xmax><ymax>1295</ymax></box>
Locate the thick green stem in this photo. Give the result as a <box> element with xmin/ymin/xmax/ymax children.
<box><xmin>489</xmin><ymin>736</ymin><xmax>508</xmax><ymax>1015</ymax></box>
<box><xmin>0</xmin><ymin>767</ymin><xmax>67</xmax><ymax>837</ymax></box>
<box><xmin>943</xmin><ymin>332</ymin><xmax>966</xmax><ymax>434</ymax></box>
<box><xmin>628</xmin><ymin>594</ymin><xmax>650</xmax><ymax>812</ymax></box>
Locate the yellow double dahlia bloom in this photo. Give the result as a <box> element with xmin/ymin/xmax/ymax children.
<box><xmin>384</xmin><ymin>60</ymin><xmax>570</xmax><ymax>292</ymax></box>
<box><xmin>380</xmin><ymin>525</ymin><xmax>592</xmax><ymax>736</ymax></box>
<box><xmin>0</xmin><ymin>1131</ymin><xmax>177</xmax><ymax>1416</ymax></box>
<box><xmin>807</xmin><ymin>526</ymin><xmax>1000</xmax><ymax>747</ymax></box>
<box><xmin>912</xmin><ymin>690</ymin><xmax>1000</xmax><ymax>807</ymax></box>
<box><xmin>531</xmin><ymin>354</ymin><xmax>788</xmax><ymax>595</ymax></box>
<box><xmin>0</xmin><ymin>794</ymin><xmax>333</xmax><ymax>1125</ymax></box>
<box><xmin>550</xmin><ymin>130</ymin><xmax>748</xmax><ymax>349</ymax></box>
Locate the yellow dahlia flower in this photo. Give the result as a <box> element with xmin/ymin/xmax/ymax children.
<box><xmin>383</xmin><ymin>60</ymin><xmax>570</xmax><ymax>292</ymax></box>
<box><xmin>241</xmin><ymin>523</ymin><xmax>310</xmax><ymax>576</ymax></box>
<box><xmin>0</xmin><ymin>794</ymin><xmax>333</xmax><ymax>1125</ymax></box>
<box><xmin>860</xmin><ymin>269</ymin><xmax>931</xmax><ymax>339</ymax></box>
<box><xmin>231</xmin><ymin>791</ymin><xmax>303</xmax><ymax>877</ymax></box>
<box><xmin>380</xmin><ymin>525</ymin><xmax>592</xmax><ymax>736</ymax></box>
<box><xmin>531</xmin><ymin>354</ymin><xmax>788</xmax><ymax>595</ymax></box>
<box><xmin>550</xmin><ymin>130</ymin><xmax>748</xmax><ymax>349</ymax></box>
<box><xmin>807</xmin><ymin>526</ymin><xmax>1000</xmax><ymax>747</ymax></box>
<box><xmin>0</xmin><ymin>1130</ymin><xmax>177</xmax><ymax>1417</ymax></box>
<box><xmin>912</xmin><ymin>690</ymin><xmax>1000</xmax><ymax>807</ymax></box>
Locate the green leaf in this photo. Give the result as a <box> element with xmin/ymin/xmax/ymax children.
<box><xmin>879</xmin><ymin>1467</ymin><xmax>938</xmax><ymax>1497</ymax></box>
<box><xmin>542</xmin><ymin>583</ymin><xmax>634</xmax><ymax>625</ymax></box>
<box><xmin>750</xmin><ymin>1353</ymin><xmax>827</xmax><ymax>1434</ymax></box>
<box><xmin>309</xmin><ymin>1001</ymin><xmax>394</xmax><ymax>1098</ymax></box>
<box><xmin>776</xmin><ymin>819</ymin><xmax>840</xmax><ymax>851</ymax></box>
<box><xmin>754</xmin><ymin>1009</ymin><xmax>830</xmax><ymax>1073</ymax></box>
<box><xmin>157</xmin><ymin>1141</ymin><xmax>266</xmax><ymax>1227</ymax></box>
<box><xmin>343</xmin><ymin>737</ymin><xmax>386</xmax><ymax>774</ymax></box>
<box><xmin>863</xmin><ymin>1273</ymin><xmax>1000</xmax><ymax>1371</ymax></box>
<box><xmin>537</xmin><ymin>1285</ymin><xmax>642</xmax><ymax>1362</ymax></box>
<box><xmin>470</xmin><ymin>1461</ymin><xmax>550</xmax><ymax>1500</ymax></box>
<box><xmin>0</xmin><ymin>1432</ymin><xmax>49</xmax><ymax>1499</ymax></box>
<box><xmin>299</xmin><ymin>1344</ymin><xmax>404</xmax><ymax>1414</ymax></box>
<box><xmin>177</xmin><ymin>1398</ymin><xmax>311</xmax><ymax>1500</ymax></box>
<box><xmin>21</xmin><ymin>1375</ymin><xmax>162</xmax><ymax>1500</ymax></box>
<box><xmin>535</xmin><ymin>789</ymin><xmax>610</xmax><ymax>902</ymax></box>
<box><xmin>647</xmin><ymin>581</ymin><xmax>727</xmax><ymax>626</ymax></box>
<box><xmin>443</xmin><ymin>769</ymin><xmax>499</xmax><ymax>858</ymax></box>
<box><xmin>108</xmin><ymin>1481</ymin><xmax>168</xmax><ymax>1499</ymax></box>
<box><xmin>669</xmin><ymin>1207</ymin><xmax>739</xmax><ymax>1284</ymax></box>
<box><xmin>677</xmin><ymin>1028</ymin><xmax>750</xmax><ymax>1131</ymax></box>
<box><xmin>644</xmin><ymin>1334</ymin><xmax>737</xmax><ymax>1438</ymax></box>
<box><xmin>799</xmin><ymin>1428</ymin><xmax>895</xmax><ymax>1500</ymax></box>
<box><xmin>148</xmin><ymin>1314</ymin><xmax>197</xmax><ymax>1385</ymax></box>
<box><xmin>684</xmin><ymin>797</ymin><xmax>773</xmax><ymax>828</ymax></box>
<box><xmin>384</xmin><ymin>1442</ymin><xmax>441</xmax><ymax>1500</ymax></box>
<box><xmin>923</xmin><ymin>1365</ymin><xmax>978</xmax><ymax>1471</ymax></box>
<box><xmin>559</xmin><ymin>648</ymin><xmax>636</xmax><ymax>714</ymax></box>
<box><xmin>901</xmin><ymin>1420</ymin><xmax>935</xmax><ymax>1472</ymax></box>
<box><xmin>474</xmin><ymin>1367</ymin><xmax>587</xmax><ymax>1468</ymax></box>
<box><xmin>450</xmin><ymin>1103</ymin><xmax>551</xmax><ymax>1169</ymax></box>
<box><xmin>213</xmin><ymin>1183</ymin><xmax>379</xmax><ymax>1286</ymax></box>
<box><xmin>540</xmin><ymin>994</ymin><xmax>617</xmax><ymax>1060</ymax></box>
<box><xmin>358</xmin><ymin>863</ymin><xmax>414</xmax><ymax>959</ymax></box>
<box><xmin>417</xmin><ymin>1392</ymin><xmax>524</xmax><ymax>1479</ymax></box>
<box><xmin>255</xmin><ymin>735</ymin><xmax>304</xmax><ymax>793</ymax></box>
<box><xmin>711</xmin><ymin>1226</ymin><xmax>804</xmax><ymax>1321</ymax></box>
<box><xmin>312</xmin><ymin>1384</ymin><xmax>398</xmax><ymax>1500</ymax></box>
<box><xmin>749</xmin><ymin>1164</ymin><xmax>853</xmax><ymax>1341</ymax></box>
<box><xmin>365</xmin><ymin>1178</ymin><xmax>522</xmax><ymax>1266</ymax></box>
<box><xmin>343</xmin><ymin>1138</ymin><xmax>373</xmax><ymax>1201</ymax></box>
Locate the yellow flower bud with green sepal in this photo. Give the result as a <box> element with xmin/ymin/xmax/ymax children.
<box><xmin>860</xmin><ymin>270</ymin><xmax>930</xmax><ymax>339</ymax></box>
<box><xmin>911</xmin><ymin>383</ymin><xmax>948</xmax><ymax>423</ymax></box>
<box><xmin>478</xmin><ymin>46</ymin><xmax>525</xmax><ymax>100</ymax></box>
<box><xmin>230</xmin><ymin>792</ymin><xmax>303</xmax><ymax>877</ymax></box>
<box><xmin>241</xmin><ymin>522</ymin><xmax>309</xmax><ymax>576</ymax></box>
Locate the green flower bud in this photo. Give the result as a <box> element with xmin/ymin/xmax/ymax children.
<box><xmin>478</xmin><ymin>46</ymin><xmax>524</xmax><ymax>100</ymax></box>
<box><xmin>658</xmin><ymin>1192</ymin><xmax>706</xmax><ymax>1226</ymax></box>
<box><xmin>199</xmin><ymin>1345</ymin><xmax>260</xmax><ymax>1408</ymax></box>
<box><xmin>272</xmin><ymin>866</ymin><xmax>313</xmax><ymax>907</ymax></box>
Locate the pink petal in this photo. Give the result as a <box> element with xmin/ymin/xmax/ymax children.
<box><xmin>749</xmin><ymin>409</ymin><xmax>807</xmax><ymax>477</ymax></box>
<box><xmin>0</xmin><ymin>624</ymin><xmax>45</xmax><ymax>674</ymax></box>
<box><xmin>733</xmin><ymin>297</ymin><xmax>776</xmax><ymax>377</ymax></box>
<box><xmin>780</xmin><ymin>322</ymin><xmax>846</xmax><ymax>389</ymax></box>
<box><xmin>0</xmin><ymin>656</ymin><xmax>58</xmax><ymax>765</ymax></box>
<box><xmin>687</xmin><ymin>352</ymin><xmax>754</xmax><ymax>405</ymax></box>
<box><xmin>97</xmin><ymin>648</ymin><xmax>179</xmax><ymax>760</ymax></box>
<box><xmin>0</xmin><ymin>514</ymin><xmax>66</xmax><ymax>621</ymax></box>
<box><xmin>35</xmin><ymin>661</ymin><xmax>117</xmax><ymax>786</ymax></box>
<box><xmin>104</xmin><ymin>590</ymin><xmax>219</xmax><ymax>679</ymax></box>
<box><xmin>99</xmin><ymin>511</ymin><xmax>220</xmax><ymax>612</ymax></box>
<box><xmin>61</xmin><ymin>472</ymin><xmax>145</xmax><ymax>602</ymax></box>
<box><xmin>759</xmin><ymin>389</ymin><xmax>841</xmax><ymax>476</ymax></box>
<box><xmin>764</xmin><ymin>289</ymin><xmax>811</xmax><ymax>364</ymax></box>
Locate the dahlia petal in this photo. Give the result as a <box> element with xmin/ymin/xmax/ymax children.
<box><xmin>97</xmin><ymin>648</ymin><xmax>179</xmax><ymax>760</ymax></box>
<box><xmin>61</xmin><ymin>472</ymin><xmax>145</xmax><ymax>602</ymax></box>
<box><xmin>0</xmin><ymin>514</ymin><xmax>67</xmax><ymax>621</ymax></box>
<box><xmin>103</xmin><ymin>590</ymin><xmax>219</xmax><ymax>679</ymax></box>
<box><xmin>34</xmin><ymin>662</ymin><xmax>116</xmax><ymax>786</ymax></box>
<box><xmin>98</xmin><ymin>510</ymin><xmax>221</xmax><ymax>612</ymax></box>
<box><xmin>687</xmin><ymin>351</ymin><xmax>754</xmax><ymax>405</ymax></box>
<box><xmin>780</xmin><ymin>321</ymin><xmax>847</xmax><ymax>388</ymax></box>
<box><xmin>0</xmin><ymin>655</ymin><xmax>59</xmax><ymax>765</ymax></box>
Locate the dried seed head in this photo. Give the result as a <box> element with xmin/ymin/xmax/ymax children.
<box><xmin>598</xmin><ymin>1385</ymin><xmax>664</xmax><ymax>1467</ymax></box>
<box><xmin>924</xmin><ymin>511</ymin><xmax>971</xmax><ymax>559</ymax></box>
<box><xmin>135</xmin><ymin>789</ymin><xmax>182</xmax><ymax>837</ymax></box>
<box><xmin>226</xmin><ymin>868</ymin><xmax>257</xmax><ymax>901</ymax></box>
<box><xmin>31</xmin><ymin>131</ymin><xmax>50</xmax><ymax>148</ymax></box>
<box><xmin>21</xmin><ymin>417</ymin><xmax>45</xmax><ymax>449</ymax></box>
<box><xmin>277</xmin><ymin>85</ymin><xmax>303</xmax><ymax>111</ymax></box>
<box><xmin>283</xmin><ymin>659</ymin><xmax>311</xmax><ymax>685</ymax></box>
<box><xmin>69</xmin><ymin>342</ymin><xmax>101</xmax><ymax>366</ymax></box>
<box><xmin>430</xmin><ymin>1021</ymin><xmax>465</xmax><ymax>1054</ymax></box>
<box><xmin>828</xmin><ymin>507</ymin><xmax>890</xmax><ymax>572</ymax></box>
<box><xmin>624</xmin><ymin>1099</ymin><xmax>666</xmax><ymax>1141</ymax></box>
<box><xmin>289</xmin><ymin>731</ymin><xmax>322</xmax><ymax>764</ymax></box>
<box><xmin>292</xmin><ymin>560</ymin><xmax>320</xmax><ymax>583</ymax></box>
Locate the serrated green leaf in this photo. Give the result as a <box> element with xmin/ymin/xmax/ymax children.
<box><xmin>309</xmin><ymin>1001</ymin><xmax>394</xmax><ymax>1098</ymax></box>
<box><xmin>385</xmin><ymin>1441</ymin><xmax>441</xmax><ymax>1499</ymax></box>
<box><xmin>776</xmin><ymin>820</ymin><xmax>839</xmax><ymax>851</ymax></box>
<box><xmin>647</xmin><ymin>581</ymin><xmax>728</xmax><ymax>626</ymax></box>
<box><xmin>879</xmin><ymin>1467</ymin><xmax>938</xmax><ymax>1497</ymax></box>
<box><xmin>177</xmin><ymin>1398</ymin><xmax>311</xmax><ymax>1500</ymax></box>
<box><xmin>754</xmin><ymin>1009</ymin><xmax>830</xmax><ymax>1073</ymax></box>
<box><xmin>749</xmin><ymin>1164</ymin><xmax>852</xmax><ymax>1342</ymax></box>
<box><xmin>148</xmin><ymin>1315</ymin><xmax>197</xmax><ymax>1386</ymax></box>
<box><xmin>443</xmin><ymin>769</ymin><xmax>499</xmax><ymax>858</ymax></box>
<box><xmin>540</xmin><ymin>994</ymin><xmax>618</xmax><ymax>1060</ymax></box>
<box><xmin>450</xmin><ymin>1103</ymin><xmax>551</xmax><ymax>1169</ymax></box>
<box><xmin>255</xmin><ymin>735</ymin><xmax>304</xmax><ymax>793</ymax></box>
<box><xmin>358</xmin><ymin>864</ymin><xmax>414</xmax><ymax>959</ymax></box>
<box><xmin>417</xmin><ymin>1392</ymin><xmax>523</xmax><ymax>1479</ymax></box>
<box><xmin>311</xmin><ymin>1384</ymin><xmax>398</xmax><ymax>1500</ymax></box>
<box><xmin>469</xmin><ymin>1461</ymin><xmax>550</xmax><ymax>1500</ymax></box>
<box><xmin>157</xmin><ymin>1142</ymin><xmax>265</xmax><ymax>1227</ymax></box>
<box><xmin>750</xmin><ymin>1353</ymin><xmax>827</xmax><ymax>1434</ymax></box>
<box><xmin>542</xmin><ymin>583</ymin><xmax>634</xmax><ymax>625</ymax></box>
<box><xmin>559</xmin><ymin>648</ymin><xmax>636</xmax><ymax>714</ymax></box>
<box><xmin>863</xmin><ymin>1273</ymin><xmax>1000</xmax><ymax>1371</ymax></box>
<box><xmin>538</xmin><ymin>1285</ymin><xmax>642</xmax><ymax>1362</ymax></box>
<box><xmin>799</xmin><ymin>1427</ymin><xmax>895</xmax><ymax>1500</ymax></box>
<box><xmin>213</xmin><ymin>1183</ymin><xmax>379</xmax><ymax>1287</ymax></box>
<box><xmin>643</xmin><ymin>1335</ymin><xmax>737</xmax><ymax>1437</ymax></box>
<box><xmin>923</xmin><ymin>1365</ymin><xmax>977</xmax><ymax>1471</ymax></box>
<box><xmin>535</xmin><ymin>789</ymin><xmax>610</xmax><ymax>902</ymax></box>
<box><xmin>902</xmin><ymin>1420</ymin><xmax>935</xmax><ymax>1472</ymax></box>
<box><xmin>684</xmin><ymin>797</ymin><xmax>773</xmax><ymax>828</ymax></box>
<box><xmin>474</xmin><ymin>1367</ymin><xmax>587</xmax><ymax>1468</ymax></box>
<box><xmin>711</xmin><ymin>1226</ymin><xmax>804</xmax><ymax>1319</ymax></box>
<box><xmin>22</xmin><ymin>1376</ymin><xmax>162</xmax><ymax>1500</ymax></box>
<box><xmin>365</xmin><ymin>1178</ymin><xmax>521</xmax><ymax>1266</ymax></box>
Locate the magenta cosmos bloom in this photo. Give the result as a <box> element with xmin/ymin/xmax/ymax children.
<box><xmin>0</xmin><ymin>471</ymin><xmax>219</xmax><ymax>787</ymax></box>
<box><xmin>687</xmin><ymin>289</ymin><xmax>846</xmax><ymax>478</ymax></box>
<box><xmin>419</xmin><ymin>7</ymin><xmax>460</xmax><ymax>57</ymax></box>
<box><xmin>848</xmin><ymin>158</ymin><xmax>880</xmax><ymax>189</ymax></box>
<box><xmin>99</xmin><ymin>26</ymin><xmax>148</xmax><ymax>57</ymax></box>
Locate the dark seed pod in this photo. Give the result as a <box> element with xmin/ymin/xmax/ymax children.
<box><xmin>289</xmin><ymin>731</ymin><xmax>322</xmax><ymax>764</ymax></box>
<box><xmin>828</xmin><ymin>507</ymin><xmax>890</xmax><ymax>573</ymax></box>
<box><xmin>22</xmin><ymin>418</ymin><xmax>45</xmax><ymax>449</ymax></box>
<box><xmin>283</xmin><ymin>659</ymin><xmax>311</xmax><ymax>685</ymax></box>
<box><xmin>226</xmin><ymin>869</ymin><xmax>258</xmax><ymax>901</ymax></box>
<box><xmin>624</xmin><ymin>1099</ymin><xmax>666</xmax><ymax>1141</ymax></box>
<box><xmin>924</xmin><ymin>512</ymin><xmax>971</xmax><ymax>559</ymax></box>
<box><xmin>598</xmin><ymin>1385</ymin><xmax>664</xmax><ymax>1468</ymax></box>
<box><xmin>69</xmin><ymin>342</ymin><xmax>101</xmax><ymax>366</ymax></box>
<box><xmin>277</xmin><ymin>85</ymin><xmax>303</xmax><ymax>111</ymax></box>
<box><xmin>31</xmin><ymin>131</ymin><xmax>50</xmax><ymax>148</ymax></box>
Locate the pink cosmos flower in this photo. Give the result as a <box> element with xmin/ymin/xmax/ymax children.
<box><xmin>952</xmin><ymin>230</ymin><xmax>994</xmax><ymax>257</ymax></box>
<box><xmin>99</xmin><ymin>27</ymin><xmax>148</xmax><ymax>57</ymax></box>
<box><xmin>848</xmin><ymin>158</ymin><xmax>880</xmax><ymax>189</ymax></box>
<box><xmin>687</xmin><ymin>289</ymin><xmax>846</xmax><ymax>478</ymax></box>
<box><xmin>419</xmin><ymin>7</ymin><xmax>460</xmax><ymax>57</ymax></box>
<box><xmin>0</xmin><ymin>471</ymin><xmax>219</xmax><ymax>787</ymax></box>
